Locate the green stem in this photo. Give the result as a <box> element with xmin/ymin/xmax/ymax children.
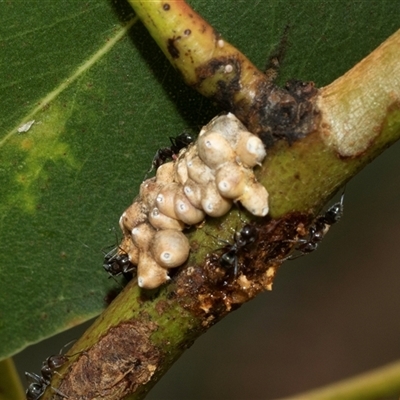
<box><xmin>279</xmin><ymin>360</ymin><xmax>400</xmax><ymax>400</ymax></box>
<box><xmin>0</xmin><ymin>358</ymin><xmax>25</xmax><ymax>400</ymax></box>
<box><xmin>128</xmin><ymin>0</ymin><xmax>266</xmax><ymax>96</ymax></box>
<box><xmin>127</xmin><ymin>0</ymin><xmax>318</xmax><ymax>146</ymax></box>
<box><xmin>256</xmin><ymin>29</ymin><xmax>400</xmax><ymax>218</ymax></box>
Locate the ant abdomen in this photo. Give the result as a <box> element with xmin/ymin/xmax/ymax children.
<box><xmin>215</xmin><ymin>223</ymin><xmax>258</xmax><ymax>276</ymax></box>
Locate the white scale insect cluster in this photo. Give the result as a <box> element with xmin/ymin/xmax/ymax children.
<box><xmin>119</xmin><ymin>113</ymin><xmax>269</xmax><ymax>289</ymax></box>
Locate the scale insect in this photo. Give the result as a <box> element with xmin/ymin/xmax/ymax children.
<box><xmin>118</xmin><ymin>114</ymin><xmax>269</xmax><ymax>288</ymax></box>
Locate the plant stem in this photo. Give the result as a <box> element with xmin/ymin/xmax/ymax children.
<box><xmin>0</xmin><ymin>358</ymin><xmax>25</xmax><ymax>400</ymax></box>
<box><xmin>278</xmin><ymin>360</ymin><xmax>400</xmax><ymax>400</ymax></box>
<box><xmin>42</xmin><ymin>3</ymin><xmax>400</xmax><ymax>399</ymax></box>
<box><xmin>128</xmin><ymin>0</ymin><xmax>318</xmax><ymax>147</ymax></box>
<box><xmin>264</xmin><ymin>28</ymin><xmax>400</xmax><ymax>217</ymax></box>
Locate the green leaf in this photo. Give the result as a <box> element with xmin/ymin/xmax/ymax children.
<box><xmin>0</xmin><ymin>0</ymin><xmax>398</xmax><ymax>361</ymax></box>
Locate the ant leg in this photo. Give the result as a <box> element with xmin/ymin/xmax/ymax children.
<box><xmin>233</xmin><ymin>256</ymin><xmax>239</xmax><ymax>276</ymax></box>
<box><xmin>50</xmin><ymin>385</ymin><xmax>69</xmax><ymax>399</ymax></box>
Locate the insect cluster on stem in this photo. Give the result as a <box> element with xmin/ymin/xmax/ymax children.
<box><xmin>112</xmin><ymin>113</ymin><xmax>269</xmax><ymax>289</ymax></box>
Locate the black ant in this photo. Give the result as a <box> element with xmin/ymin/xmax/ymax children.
<box><xmin>216</xmin><ymin>223</ymin><xmax>258</xmax><ymax>275</ymax></box>
<box><xmin>25</xmin><ymin>372</ymin><xmax>49</xmax><ymax>400</ymax></box>
<box><xmin>290</xmin><ymin>190</ymin><xmax>345</xmax><ymax>258</ymax></box>
<box><xmin>75</xmin><ymin>234</ymin><xmax>134</xmax><ymax>281</ymax></box>
<box><xmin>25</xmin><ymin>340</ymin><xmax>80</xmax><ymax>400</ymax></box>
<box><xmin>63</xmin><ymin>230</ymin><xmax>135</xmax><ymax>287</ymax></box>
<box><xmin>102</xmin><ymin>229</ymin><xmax>136</xmax><ymax>282</ymax></box>
<box><xmin>103</xmin><ymin>246</ymin><xmax>135</xmax><ymax>281</ymax></box>
<box><xmin>146</xmin><ymin>132</ymin><xmax>194</xmax><ymax>177</ymax></box>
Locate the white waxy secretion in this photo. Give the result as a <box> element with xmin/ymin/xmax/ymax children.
<box><xmin>224</xmin><ymin>64</ymin><xmax>233</xmax><ymax>74</ymax></box>
<box><xmin>17</xmin><ymin>120</ymin><xmax>35</xmax><ymax>133</ymax></box>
